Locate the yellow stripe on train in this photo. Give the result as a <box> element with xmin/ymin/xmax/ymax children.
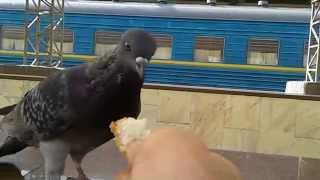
<box><xmin>0</xmin><ymin>50</ymin><xmax>305</xmax><ymax>73</ymax></box>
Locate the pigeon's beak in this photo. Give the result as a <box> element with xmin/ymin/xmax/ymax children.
<box><xmin>136</xmin><ymin>57</ymin><xmax>149</xmax><ymax>66</ymax></box>
<box><xmin>135</xmin><ymin>57</ymin><xmax>149</xmax><ymax>79</ymax></box>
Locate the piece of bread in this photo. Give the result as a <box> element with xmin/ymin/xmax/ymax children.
<box><xmin>110</xmin><ymin>117</ymin><xmax>151</xmax><ymax>153</ymax></box>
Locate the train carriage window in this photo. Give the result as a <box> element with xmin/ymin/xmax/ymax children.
<box><xmin>49</xmin><ymin>28</ymin><xmax>74</xmax><ymax>54</ymax></box>
<box><xmin>95</xmin><ymin>31</ymin><xmax>121</xmax><ymax>56</ymax></box>
<box><xmin>152</xmin><ymin>34</ymin><xmax>172</xmax><ymax>60</ymax></box>
<box><xmin>194</xmin><ymin>36</ymin><xmax>224</xmax><ymax>63</ymax></box>
<box><xmin>247</xmin><ymin>39</ymin><xmax>279</xmax><ymax>65</ymax></box>
<box><xmin>1</xmin><ymin>26</ymin><xmax>25</xmax><ymax>51</ymax></box>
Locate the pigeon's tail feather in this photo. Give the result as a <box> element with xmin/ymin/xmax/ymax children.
<box><xmin>0</xmin><ymin>136</ymin><xmax>27</xmax><ymax>157</ymax></box>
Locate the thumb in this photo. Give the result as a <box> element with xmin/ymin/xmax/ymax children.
<box><xmin>125</xmin><ymin>140</ymin><xmax>144</xmax><ymax>165</ymax></box>
<box><xmin>115</xmin><ymin>169</ymin><xmax>130</xmax><ymax>180</ymax></box>
<box><xmin>126</xmin><ymin>140</ymin><xmax>143</xmax><ymax>167</ymax></box>
<box><xmin>115</xmin><ymin>140</ymin><xmax>143</xmax><ymax>180</ymax></box>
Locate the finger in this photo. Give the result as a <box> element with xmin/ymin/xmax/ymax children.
<box><xmin>125</xmin><ymin>140</ymin><xmax>144</xmax><ymax>165</ymax></box>
<box><xmin>115</xmin><ymin>169</ymin><xmax>130</xmax><ymax>180</ymax></box>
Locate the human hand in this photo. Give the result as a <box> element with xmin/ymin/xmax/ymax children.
<box><xmin>115</xmin><ymin>128</ymin><xmax>241</xmax><ymax>180</ymax></box>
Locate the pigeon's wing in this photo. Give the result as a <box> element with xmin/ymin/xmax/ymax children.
<box><xmin>21</xmin><ymin>71</ymin><xmax>73</xmax><ymax>140</ymax></box>
<box><xmin>20</xmin><ymin>53</ymin><xmax>123</xmax><ymax>140</ymax></box>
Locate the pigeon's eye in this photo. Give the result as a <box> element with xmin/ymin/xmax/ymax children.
<box><xmin>124</xmin><ymin>42</ymin><xmax>131</xmax><ymax>51</ymax></box>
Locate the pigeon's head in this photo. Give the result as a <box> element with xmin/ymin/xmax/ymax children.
<box><xmin>120</xmin><ymin>29</ymin><xmax>157</xmax><ymax>61</ymax></box>
<box><xmin>117</xmin><ymin>29</ymin><xmax>157</xmax><ymax>79</ymax></box>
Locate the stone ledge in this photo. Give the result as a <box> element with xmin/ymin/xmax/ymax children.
<box><xmin>1</xmin><ymin>64</ymin><xmax>320</xmax><ymax>101</ymax></box>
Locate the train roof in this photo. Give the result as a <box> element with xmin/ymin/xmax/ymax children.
<box><xmin>0</xmin><ymin>0</ymin><xmax>310</xmax><ymax>23</ymax></box>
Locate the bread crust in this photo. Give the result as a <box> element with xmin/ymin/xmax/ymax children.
<box><xmin>110</xmin><ymin>120</ymin><xmax>125</xmax><ymax>152</ymax></box>
<box><xmin>109</xmin><ymin>117</ymin><xmax>150</xmax><ymax>154</ymax></box>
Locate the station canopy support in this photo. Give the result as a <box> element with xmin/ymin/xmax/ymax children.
<box><xmin>305</xmin><ymin>0</ymin><xmax>320</xmax><ymax>82</ymax></box>
<box><xmin>285</xmin><ymin>0</ymin><xmax>320</xmax><ymax>95</ymax></box>
<box><xmin>23</xmin><ymin>0</ymin><xmax>65</xmax><ymax>68</ymax></box>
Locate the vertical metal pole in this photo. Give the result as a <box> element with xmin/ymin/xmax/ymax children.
<box><xmin>306</xmin><ymin>0</ymin><xmax>320</xmax><ymax>82</ymax></box>
<box><xmin>48</xmin><ymin>0</ymin><xmax>54</xmax><ymax>65</ymax></box>
<box><xmin>59</xmin><ymin>0</ymin><xmax>64</xmax><ymax>67</ymax></box>
<box><xmin>23</xmin><ymin>0</ymin><xmax>29</xmax><ymax>65</ymax></box>
<box><xmin>34</xmin><ymin>0</ymin><xmax>41</xmax><ymax>65</ymax></box>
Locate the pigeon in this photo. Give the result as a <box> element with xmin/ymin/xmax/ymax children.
<box><xmin>0</xmin><ymin>29</ymin><xmax>157</xmax><ymax>180</ymax></box>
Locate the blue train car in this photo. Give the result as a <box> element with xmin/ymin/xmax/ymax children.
<box><xmin>0</xmin><ymin>1</ymin><xmax>310</xmax><ymax>91</ymax></box>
